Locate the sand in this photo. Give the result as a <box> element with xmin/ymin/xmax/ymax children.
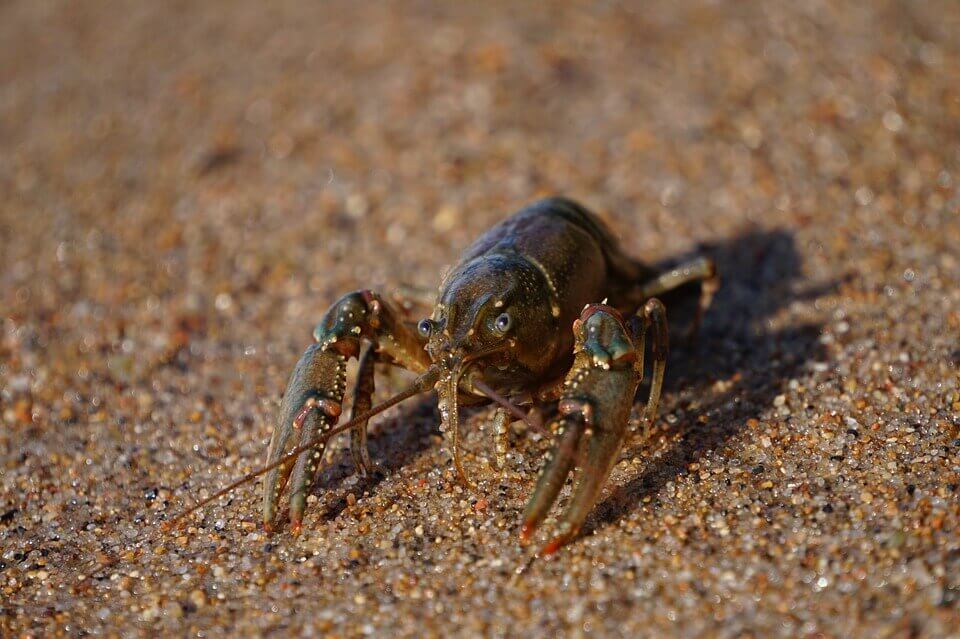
<box><xmin>1</xmin><ymin>1</ymin><xmax>959</xmax><ymax>637</ymax></box>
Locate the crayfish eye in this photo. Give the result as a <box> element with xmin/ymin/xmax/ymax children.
<box><xmin>417</xmin><ymin>318</ymin><xmax>433</xmax><ymax>338</ymax></box>
<box><xmin>493</xmin><ymin>312</ymin><xmax>512</xmax><ymax>335</ymax></box>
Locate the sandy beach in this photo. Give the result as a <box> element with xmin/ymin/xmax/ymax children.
<box><xmin>1</xmin><ymin>1</ymin><xmax>959</xmax><ymax>636</ymax></box>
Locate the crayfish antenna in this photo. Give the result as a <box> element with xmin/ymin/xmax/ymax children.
<box><xmin>164</xmin><ymin>366</ymin><xmax>440</xmax><ymax>531</ymax></box>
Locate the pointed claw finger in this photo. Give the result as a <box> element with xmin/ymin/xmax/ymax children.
<box><xmin>288</xmin><ymin>409</ymin><xmax>331</xmax><ymax>532</ymax></box>
<box><xmin>518</xmin><ymin>522</ymin><xmax>536</xmax><ymax>543</ymax></box>
<box><xmin>545</xmin><ymin>415</ymin><xmax>627</xmax><ymax>553</ymax></box>
<box><xmin>262</xmin><ymin>422</ymin><xmax>295</xmax><ymax>529</ymax></box>
<box><xmin>520</xmin><ymin>414</ymin><xmax>584</xmax><ymax>540</ymax></box>
<box><xmin>262</xmin><ymin>459</ymin><xmax>294</xmax><ymax>532</ymax></box>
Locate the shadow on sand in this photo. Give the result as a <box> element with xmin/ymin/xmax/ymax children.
<box><xmin>581</xmin><ymin>227</ymin><xmax>839</xmax><ymax>539</ymax></box>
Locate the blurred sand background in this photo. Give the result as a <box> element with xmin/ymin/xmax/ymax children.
<box><xmin>1</xmin><ymin>1</ymin><xmax>959</xmax><ymax>637</ymax></box>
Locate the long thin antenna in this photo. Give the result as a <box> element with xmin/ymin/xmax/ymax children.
<box><xmin>163</xmin><ymin>366</ymin><xmax>439</xmax><ymax>530</ymax></box>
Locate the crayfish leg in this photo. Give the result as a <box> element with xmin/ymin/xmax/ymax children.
<box><xmin>639</xmin><ymin>298</ymin><xmax>669</xmax><ymax>438</ymax></box>
<box><xmin>521</xmin><ymin>302</ymin><xmax>656</xmax><ymax>555</ymax></box>
<box><xmin>262</xmin><ymin>289</ymin><xmax>433</xmax><ymax>533</ymax></box>
<box><xmin>638</xmin><ymin>256</ymin><xmax>716</xmax><ymax>342</ymax></box>
<box><xmin>349</xmin><ymin>344</ymin><xmax>377</xmax><ymax>476</ymax></box>
<box><xmin>493</xmin><ymin>408</ymin><xmax>511</xmax><ymax>471</ymax></box>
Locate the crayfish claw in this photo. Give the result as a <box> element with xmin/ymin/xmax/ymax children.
<box><xmin>521</xmin><ymin>303</ymin><xmax>658</xmax><ymax>554</ymax></box>
<box><xmin>262</xmin><ymin>342</ymin><xmax>347</xmax><ymax>532</ymax></box>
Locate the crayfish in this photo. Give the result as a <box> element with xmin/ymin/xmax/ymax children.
<box><xmin>174</xmin><ymin>197</ymin><xmax>717</xmax><ymax>554</ymax></box>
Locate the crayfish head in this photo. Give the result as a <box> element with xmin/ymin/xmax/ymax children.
<box><xmin>420</xmin><ymin>252</ymin><xmax>566</xmax><ymax>396</ymax></box>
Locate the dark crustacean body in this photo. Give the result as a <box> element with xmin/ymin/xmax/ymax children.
<box><xmin>175</xmin><ymin>197</ymin><xmax>717</xmax><ymax>554</ymax></box>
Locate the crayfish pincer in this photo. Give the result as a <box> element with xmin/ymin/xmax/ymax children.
<box><xmin>172</xmin><ymin>197</ymin><xmax>717</xmax><ymax>553</ymax></box>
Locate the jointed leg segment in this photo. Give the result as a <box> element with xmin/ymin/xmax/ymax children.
<box><xmin>349</xmin><ymin>343</ymin><xmax>377</xmax><ymax>477</ymax></box>
<box><xmin>639</xmin><ymin>256</ymin><xmax>717</xmax><ymax>339</ymax></box>
<box><xmin>637</xmin><ymin>298</ymin><xmax>668</xmax><ymax>438</ymax></box>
